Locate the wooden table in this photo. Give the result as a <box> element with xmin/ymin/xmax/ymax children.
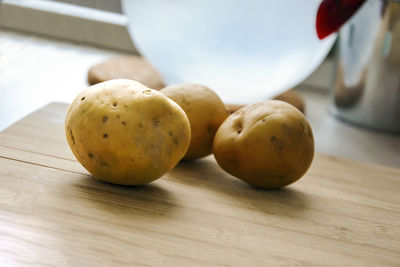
<box><xmin>0</xmin><ymin>103</ymin><xmax>399</xmax><ymax>266</ymax></box>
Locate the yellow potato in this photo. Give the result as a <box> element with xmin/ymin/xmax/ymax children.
<box><xmin>161</xmin><ymin>83</ymin><xmax>230</xmax><ymax>160</ymax></box>
<box><xmin>65</xmin><ymin>79</ymin><xmax>191</xmax><ymax>185</ymax></box>
<box><xmin>213</xmin><ymin>100</ymin><xmax>314</xmax><ymax>189</ymax></box>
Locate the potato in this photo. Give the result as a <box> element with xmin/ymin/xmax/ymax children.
<box><xmin>213</xmin><ymin>100</ymin><xmax>314</xmax><ymax>189</ymax></box>
<box><xmin>65</xmin><ymin>79</ymin><xmax>191</xmax><ymax>185</ymax></box>
<box><xmin>161</xmin><ymin>83</ymin><xmax>230</xmax><ymax>160</ymax></box>
<box><xmin>226</xmin><ymin>90</ymin><xmax>305</xmax><ymax>114</ymax></box>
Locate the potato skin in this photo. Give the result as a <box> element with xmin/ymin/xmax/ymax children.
<box><xmin>213</xmin><ymin>100</ymin><xmax>314</xmax><ymax>189</ymax></box>
<box><xmin>161</xmin><ymin>84</ymin><xmax>230</xmax><ymax>160</ymax></box>
<box><xmin>65</xmin><ymin>79</ymin><xmax>191</xmax><ymax>185</ymax></box>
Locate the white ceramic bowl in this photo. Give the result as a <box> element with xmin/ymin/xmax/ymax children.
<box><xmin>122</xmin><ymin>0</ymin><xmax>335</xmax><ymax>104</ymax></box>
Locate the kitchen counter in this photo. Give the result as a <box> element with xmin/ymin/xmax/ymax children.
<box><xmin>0</xmin><ymin>27</ymin><xmax>400</xmax><ymax>265</ymax></box>
<box><xmin>1</xmin><ymin>29</ymin><xmax>399</xmax><ymax>168</ymax></box>
<box><xmin>0</xmin><ymin>101</ymin><xmax>399</xmax><ymax>265</ymax></box>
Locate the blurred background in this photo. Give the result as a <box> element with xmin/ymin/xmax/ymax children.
<box><xmin>0</xmin><ymin>0</ymin><xmax>399</xmax><ymax>167</ymax></box>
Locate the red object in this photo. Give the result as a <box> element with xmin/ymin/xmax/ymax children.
<box><xmin>316</xmin><ymin>0</ymin><xmax>366</xmax><ymax>39</ymax></box>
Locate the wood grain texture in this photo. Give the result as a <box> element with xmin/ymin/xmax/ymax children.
<box><xmin>0</xmin><ymin>103</ymin><xmax>399</xmax><ymax>266</ymax></box>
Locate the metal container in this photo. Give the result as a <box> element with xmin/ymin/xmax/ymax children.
<box><xmin>330</xmin><ymin>0</ymin><xmax>400</xmax><ymax>133</ymax></box>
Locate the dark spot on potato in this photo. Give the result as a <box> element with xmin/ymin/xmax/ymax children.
<box><xmin>168</xmin><ymin>131</ymin><xmax>173</xmax><ymax>136</ymax></box>
<box><xmin>276</xmin><ymin>139</ymin><xmax>284</xmax><ymax>150</ymax></box>
<box><xmin>116</xmin><ymin>115</ymin><xmax>120</xmax><ymax>119</ymax></box>
<box><xmin>262</xmin><ymin>119</ymin><xmax>266</xmax><ymax>123</ymax></box>
<box><xmin>138</xmin><ymin>123</ymin><xmax>143</xmax><ymax>128</ymax></box>
<box><xmin>281</xmin><ymin>123</ymin><xmax>290</xmax><ymax>132</ymax></box>
<box><xmin>121</xmin><ymin>121</ymin><xmax>127</xmax><ymax>126</ymax></box>
<box><xmin>88</xmin><ymin>152</ymin><xmax>93</xmax><ymax>159</ymax></box>
<box><xmin>100</xmin><ymin>162</ymin><xmax>108</xmax><ymax>167</ymax></box>
<box><xmin>181</xmin><ymin>97</ymin><xmax>189</xmax><ymax>105</ymax></box>
<box><xmin>174</xmin><ymin>138</ymin><xmax>179</xmax><ymax>145</ymax></box>
<box><xmin>130</xmin><ymin>159</ymin><xmax>134</xmax><ymax>163</ymax></box>
<box><xmin>150</xmin><ymin>144</ymin><xmax>154</xmax><ymax>148</ymax></box>
<box><xmin>207</xmin><ymin>125</ymin><xmax>214</xmax><ymax>134</ymax></box>
<box><xmin>278</xmin><ymin>142</ymin><xmax>284</xmax><ymax>150</ymax></box>
<box><xmin>123</xmin><ymin>104</ymin><xmax>128</xmax><ymax>108</ymax></box>
<box><xmin>270</xmin><ymin>136</ymin><xmax>284</xmax><ymax>150</ymax></box>
<box><xmin>154</xmin><ymin>119</ymin><xmax>160</xmax><ymax>127</ymax></box>
<box><xmin>81</xmin><ymin>97</ymin><xmax>85</xmax><ymax>101</ymax></box>
<box><xmin>233</xmin><ymin>119</ymin><xmax>243</xmax><ymax>135</ymax></box>
<box><xmin>298</xmin><ymin>130</ymin><xmax>303</xmax><ymax>137</ymax></box>
<box><xmin>102</xmin><ymin>116</ymin><xmax>108</xmax><ymax>123</ymax></box>
<box><xmin>299</xmin><ymin>120</ymin><xmax>305</xmax><ymax>130</ymax></box>
<box><xmin>70</xmin><ymin>130</ymin><xmax>75</xmax><ymax>145</ymax></box>
<box><xmin>113</xmin><ymin>102</ymin><xmax>118</xmax><ymax>107</ymax></box>
<box><xmin>103</xmin><ymin>134</ymin><xmax>108</xmax><ymax>138</ymax></box>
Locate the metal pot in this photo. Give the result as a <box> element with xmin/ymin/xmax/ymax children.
<box><xmin>330</xmin><ymin>0</ymin><xmax>400</xmax><ymax>133</ymax></box>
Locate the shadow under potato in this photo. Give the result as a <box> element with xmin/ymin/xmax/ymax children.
<box><xmin>169</xmin><ymin>157</ymin><xmax>311</xmax><ymax>217</ymax></box>
<box><xmin>71</xmin><ymin>157</ymin><xmax>310</xmax><ymax>220</ymax></box>
<box><xmin>73</xmin><ymin>175</ymin><xmax>179</xmax><ymax>220</ymax></box>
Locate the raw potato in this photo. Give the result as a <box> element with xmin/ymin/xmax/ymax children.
<box><xmin>65</xmin><ymin>79</ymin><xmax>191</xmax><ymax>185</ymax></box>
<box><xmin>226</xmin><ymin>90</ymin><xmax>305</xmax><ymax>114</ymax></box>
<box><xmin>161</xmin><ymin>84</ymin><xmax>230</xmax><ymax>160</ymax></box>
<box><xmin>87</xmin><ymin>56</ymin><xmax>165</xmax><ymax>89</ymax></box>
<box><xmin>213</xmin><ymin>100</ymin><xmax>314</xmax><ymax>189</ymax></box>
